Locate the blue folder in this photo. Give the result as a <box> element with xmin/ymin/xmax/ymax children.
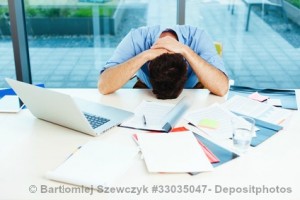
<box><xmin>0</xmin><ymin>84</ymin><xmax>45</xmax><ymax>110</ymax></box>
<box><xmin>193</xmin><ymin>133</ymin><xmax>239</xmax><ymax>168</ymax></box>
<box><xmin>231</xmin><ymin>112</ymin><xmax>283</xmax><ymax>147</ymax></box>
<box><xmin>188</xmin><ymin>113</ymin><xmax>283</xmax><ymax>176</ymax></box>
<box><xmin>0</xmin><ymin>83</ymin><xmax>45</xmax><ymax>99</ymax></box>
<box><xmin>249</xmin><ymin>116</ymin><xmax>283</xmax><ymax>147</ymax></box>
<box><xmin>189</xmin><ymin>131</ymin><xmax>239</xmax><ymax>175</ymax></box>
<box><xmin>229</xmin><ymin>85</ymin><xmax>298</xmax><ymax>110</ymax></box>
<box><xmin>0</xmin><ymin>88</ymin><xmax>18</xmax><ymax>98</ymax></box>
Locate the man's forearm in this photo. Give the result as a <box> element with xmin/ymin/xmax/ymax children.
<box><xmin>182</xmin><ymin>46</ymin><xmax>229</xmax><ymax>96</ymax></box>
<box><xmin>98</xmin><ymin>52</ymin><xmax>149</xmax><ymax>94</ymax></box>
<box><xmin>98</xmin><ymin>48</ymin><xmax>169</xmax><ymax>94</ymax></box>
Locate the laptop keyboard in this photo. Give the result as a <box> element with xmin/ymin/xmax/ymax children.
<box><xmin>83</xmin><ymin>113</ymin><xmax>110</xmax><ymax>129</ymax></box>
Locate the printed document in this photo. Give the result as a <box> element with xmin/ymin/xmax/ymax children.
<box><xmin>120</xmin><ymin>97</ymin><xmax>189</xmax><ymax>132</ymax></box>
<box><xmin>185</xmin><ymin>104</ymin><xmax>255</xmax><ymax>139</ymax></box>
<box><xmin>223</xmin><ymin>95</ymin><xmax>291</xmax><ymax>124</ymax></box>
<box><xmin>122</xmin><ymin>100</ymin><xmax>173</xmax><ymax>130</ymax></box>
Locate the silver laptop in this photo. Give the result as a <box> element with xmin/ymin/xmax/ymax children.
<box><xmin>5</xmin><ymin>78</ymin><xmax>134</xmax><ymax>136</ymax></box>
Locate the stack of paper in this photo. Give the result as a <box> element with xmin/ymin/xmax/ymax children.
<box><xmin>137</xmin><ymin>131</ymin><xmax>213</xmax><ymax>173</ymax></box>
<box><xmin>46</xmin><ymin>141</ymin><xmax>139</xmax><ymax>188</ymax></box>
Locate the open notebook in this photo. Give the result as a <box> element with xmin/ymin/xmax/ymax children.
<box><xmin>120</xmin><ymin>97</ymin><xmax>190</xmax><ymax>132</ymax></box>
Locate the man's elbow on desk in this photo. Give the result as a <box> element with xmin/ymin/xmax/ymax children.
<box><xmin>97</xmin><ymin>79</ymin><xmax>115</xmax><ymax>95</ymax></box>
<box><xmin>216</xmin><ymin>86</ymin><xmax>229</xmax><ymax>97</ymax></box>
<box><xmin>209</xmin><ymin>80</ymin><xmax>229</xmax><ymax>97</ymax></box>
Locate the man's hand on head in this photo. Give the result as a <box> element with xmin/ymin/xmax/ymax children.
<box><xmin>151</xmin><ymin>36</ymin><xmax>186</xmax><ymax>55</ymax></box>
<box><xmin>143</xmin><ymin>48</ymin><xmax>169</xmax><ymax>61</ymax></box>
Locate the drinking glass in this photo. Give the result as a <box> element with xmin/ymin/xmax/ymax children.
<box><xmin>231</xmin><ymin>116</ymin><xmax>255</xmax><ymax>154</ymax></box>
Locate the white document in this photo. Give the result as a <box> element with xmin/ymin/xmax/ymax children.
<box><xmin>137</xmin><ymin>131</ymin><xmax>213</xmax><ymax>173</ymax></box>
<box><xmin>185</xmin><ymin>104</ymin><xmax>256</xmax><ymax>139</ymax></box>
<box><xmin>122</xmin><ymin>100</ymin><xmax>173</xmax><ymax>130</ymax></box>
<box><xmin>121</xmin><ymin>97</ymin><xmax>190</xmax><ymax>132</ymax></box>
<box><xmin>46</xmin><ymin>141</ymin><xmax>139</xmax><ymax>188</ymax></box>
<box><xmin>267</xmin><ymin>99</ymin><xmax>282</xmax><ymax>107</ymax></box>
<box><xmin>223</xmin><ymin>95</ymin><xmax>291</xmax><ymax>124</ymax></box>
<box><xmin>0</xmin><ymin>95</ymin><xmax>24</xmax><ymax>113</ymax></box>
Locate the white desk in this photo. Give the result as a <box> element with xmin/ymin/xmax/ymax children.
<box><xmin>0</xmin><ymin>89</ymin><xmax>300</xmax><ymax>200</ymax></box>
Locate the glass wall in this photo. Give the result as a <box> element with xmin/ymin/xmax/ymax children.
<box><xmin>23</xmin><ymin>0</ymin><xmax>177</xmax><ymax>88</ymax></box>
<box><xmin>185</xmin><ymin>0</ymin><xmax>300</xmax><ymax>89</ymax></box>
<box><xmin>2</xmin><ymin>0</ymin><xmax>300</xmax><ymax>89</ymax></box>
<box><xmin>0</xmin><ymin>0</ymin><xmax>15</xmax><ymax>88</ymax></box>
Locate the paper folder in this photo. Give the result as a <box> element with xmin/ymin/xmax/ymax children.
<box><xmin>229</xmin><ymin>85</ymin><xmax>298</xmax><ymax>110</ymax></box>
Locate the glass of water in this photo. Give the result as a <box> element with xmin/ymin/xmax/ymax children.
<box><xmin>231</xmin><ymin>116</ymin><xmax>255</xmax><ymax>154</ymax></box>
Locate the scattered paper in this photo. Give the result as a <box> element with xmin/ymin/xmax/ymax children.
<box><xmin>223</xmin><ymin>95</ymin><xmax>291</xmax><ymax>125</ymax></box>
<box><xmin>120</xmin><ymin>97</ymin><xmax>189</xmax><ymax>132</ymax></box>
<box><xmin>0</xmin><ymin>95</ymin><xmax>24</xmax><ymax>113</ymax></box>
<box><xmin>132</xmin><ymin>127</ymin><xmax>220</xmax><ymax>163</ymax></box>
<box><xmin>185</xmin><ymin>104</ymin><xmax>239</xmax><ymax>139</ymax></box>
<box><xmin>121</xmin><ymin>100</ymin><xmax>173</xmax><ymax>130</ymax></box>
<box><xmin>267</xmin><ymin>99</ymin><xmax>282</xmax><ymax>107</ymax></box>
<box><xmin>137</xmin><ymin>131</ymin><xmax>213</xmax><ymax>173</ymax></box>
<box><xmin>46</xmin><ymin>141</ymin><xmax>139</xmax><ymax>188</ymax></box>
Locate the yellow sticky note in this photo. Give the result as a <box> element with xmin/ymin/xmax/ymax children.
<box><xmin>198</xmin><ymin>119</ymin><xmax>219</xmax><ymax>129</ymax></box>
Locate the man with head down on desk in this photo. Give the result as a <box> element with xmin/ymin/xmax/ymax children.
<box><xmin>98</xmin><ymin>25</ymin><xmax>229</xmax><ymax>99</ymax></box>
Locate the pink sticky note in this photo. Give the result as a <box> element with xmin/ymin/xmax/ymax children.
<box><xmin>248</xmin><ymin>92</ymin><xmax>269</xmax><ymax>102</ymax></box>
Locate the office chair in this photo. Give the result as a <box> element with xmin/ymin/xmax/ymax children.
<box><xmin>214</xmin><ymin>42</ymin><xmax>235</xmax><ymax>86</ymax></box>
<box><xmin>214</xmin><ymin>42</ymin><xmax>223</xmax><ymax>57</ymax></box>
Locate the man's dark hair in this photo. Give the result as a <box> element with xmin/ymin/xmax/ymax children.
<box><xmin>149</xmin><ymin>53</ymin><xmax>187</xmax><ymax>99</ymax></box>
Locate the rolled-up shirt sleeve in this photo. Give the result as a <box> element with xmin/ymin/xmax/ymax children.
<box><xmin>195</xmin><ymin>30</ymin><xmax>227</xmax><ymax>77</ymax></box>
<box><xmin>100</xmin><ymin>30</ymin><xmax>137</xmax><ymax>74</ymax></box>
<box><xmin>180</xmin><ymin>26</ymin><xmax>228</xmax><ymax>88</ymax></box>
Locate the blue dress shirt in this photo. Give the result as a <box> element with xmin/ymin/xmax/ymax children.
<box><xmin>102</xmin><ymin>25</ymin><xmax>227</xmax><ymax>88</ymax></box>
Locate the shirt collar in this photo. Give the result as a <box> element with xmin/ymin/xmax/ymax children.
<box><xmin>154</xmin><ymin>25</ymin><xmax>184</xmax><ymax>44</ymax></box>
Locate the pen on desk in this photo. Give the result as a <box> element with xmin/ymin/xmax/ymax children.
<box><xmin>66</xmin><ymin>146</ymin><xmax>81</xmax><ymax>160</ymax></box>
<box><xmin>143</xmin><ymin>115</ymin><xmax>147</xmax><ymax>125</ymax></box>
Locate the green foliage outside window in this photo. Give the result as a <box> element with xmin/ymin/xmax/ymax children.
<box><xmin>285</xmin><ymin>0</ymin><xmax>300</xmax><ymax>8</ymax></box>
<box><xmin>25</xmin><ymin>6</ymin><xmax>116</xmax><ymax>18</ymax></box>
<box><xmin>0</xmin><ymin>0</ymin><xmax>118</xmax><ymax>19</ymax></box>
<box><xmin>0</xmin><ymin>6</ymin><xmax>116</xmax><ymax>18</ymax></box>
